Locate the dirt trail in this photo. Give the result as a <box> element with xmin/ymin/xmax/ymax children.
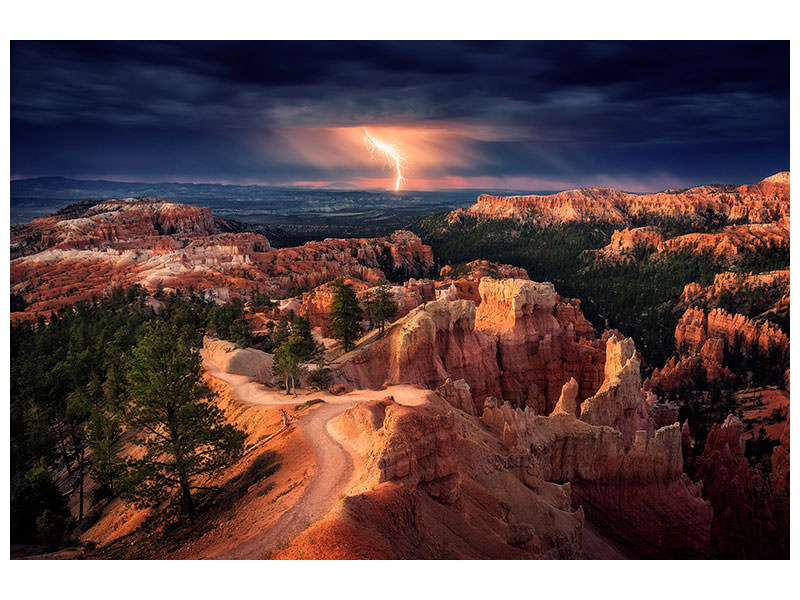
<box><xmin>206</xmin><ymin>351</ymin><xmax>634</xmax><ymax>560</ymax></box>
<box><xmin>204</xmin><ymin>352</ymin><xmax>431</xmax><ymax>559</ymax></box>
<box><xmin>213</xmin><ymin>400</ymin><xmax>356</xmax><ymax>559</ymax></box>
<box><xmin>203</xmin><ymin>354</ymin><xmax>429</xmax><ymax>408</ymax></box>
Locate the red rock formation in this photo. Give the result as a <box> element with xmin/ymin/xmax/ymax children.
<box><xmin>592</xmin><ymin>226</ymin><xmax>664</xmax><ymax>263</ymax></box>
<box><xmin>340</xmin><ymin>398</ymin><xmax>462</xmax><ymax>504</ymax></box>
<box><xmin>550</xmin><ymin>378</ymin><xmax>579</xmax><ymax>417</ymax></box>
<box><xmin>10</xmin><ymin>199</ymin><xmax>435</xmax><ymax>321</ymax></box>
<box><xmin>475</xmin><ymin>278</ymin><xmax>605</xmax><ymax>413</ymax></box>
<box><xmin>439</xmin><ymin>259</ymin><xmax>529</xmax><ymax>282</ymax></box>
<box><xmin>330</xmin><ymin>280</ymin><xmax>715</xmax><ymax>557</ymax></box>
<box><xmin>299</xmin><ymin>278</ymin><xmax>370</xmax><ymax>335</ymax></box>
<box><xmin>435</xmin><ymin>378</ymin><xmax>477</xmax><ymax>416</ymax></box>
<box><xmin>480</xmin><ymin>402</ymin><xmax>712</xmax><ymax>558</ymax></box>
<box><xmin>436</xmin><ymin>259</ymin><xmax>529</xmax><ymax>304</ymax></box>
<box><xmin>11</xmin><ymin>198</ymin><xmax>219</xmax><ymax>257</ymax></box>
<box><xmin>579</xmin><ymin>335</ymin><xmax>653</xmax><ymax>447</ymax></box>
<box><xmin>678</xmin><ymin>306</ymin><xmax>789</xmax><ymax>358</ymax></box>
<box><xmin>553</xmin><ymin>296</ymin><xmax>595</xmax><ymax>340</ymax></box>
<box><xmin>335</xmin><ymin>278</ymin><xmax>606</xmax><ymax>415</ymax></box>
<box><xmin>695</xmin><ymin>415</ymin><xmax>789</xmax><ymax>558</ymax></box>
<box><xmin>285</xmin><ymin>394</ymin><xmax>586</xmax><ymax>559</ymax></box>
<box><xmin>335</xmin><ymin>299</ymin><xmax>503</xmax><ymax>407</ymax></box>
<box><xmin>647</xmin><ymin>306</ymin><xmax>790</xmax><ymax>394</ymax></box>
<box><xmin>451</xmin><ymin>173</ymin><xmax>790</xmax><ymax>227</ymax></box>
<box><xmin>677</xmin><ymin>269</ymin><xmax>789</xmax><ymax>315</ymax></box>
<box><xmin>663</xmin><ymin>220</ymin><xmax>788</xmax><ymax>257</ymax></box>
<box><xmin>592</xmin><ymin>221</ymin><xmax>789</xmax><ymax>265</ymax></box>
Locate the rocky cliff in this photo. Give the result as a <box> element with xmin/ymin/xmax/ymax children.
<box><xmin>475</xmin><ymin>278</ymin><xmax>605</xmax><ymax>413</ymax></box>
<box><xmin>591</xmin><ymin>220</ymin><xmax>789</xmax><ymax>264</ymax></box>
<box><xmin>579</xmin><ymin>335</ymin><xmax>653</xmax><ymax>446</ymax></box>
<box><xmin>480</xmin><ymin>401</ymin><xmax>711</xmax><ymax>557</ymax></box>
<box><xmin>648</xmin><ymin>306</ymin><xmax>790</xmax><ymax>394</ymax></box>
<box><xmin>695</xmin><ymin>415</ymin><xmax>789</xmax><ymax>558</ymax></box>
<box><xmin>450</xmin><ymin>173</ymin><xmax>790</xmax><ymax>227</ymax></box>
<box><xmin>279</xmin><ymin>393</ymin><xmax>586</xmax><ymax>559</ymax></box>
<box><xmin>335</xmin><ymin>298</ymin><xmax>503</xmax><ymax>406</ymax></box>
<box><xmin>10</xmin><ymin>198</ymin><xmax>435</xmax><ymax>320</ymax></box>
<box><xmin>677</xmin><ymin>270</ymin><xmax>789</xmax><ymax>320</ymax></box>
<box><xmin>11</xmin><ymin>198</ymin><xmax>220</xmax><ymax>257</ymax></box>
<box><xmin>676</xmin><ymin>307</ymin><xmax>789</xmax><ymax>357</ymax></box>
<box><xmin>335</xmin><ymin>277</ymin><xmax>606</xmax><ymax>414</ymax></box>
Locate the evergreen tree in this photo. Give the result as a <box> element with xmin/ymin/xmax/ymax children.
<box><xmin>121</xmin><ymin>321</ymin><xmax>245</xmax><ymax>523</ymax></box>
<box><xmin>365</xmin><ymin>280</ymin><xmax>398</xmax><ymax>335</ymax></box>
<box><xmin>87</xmin><ymin>408</ymin><xmax>124</xmax><ymax>503</ymax></box>
<box><xmin>271</xmin><ymin>315</ymin><xmax>321</xmax><ymax>394</ymax></box>
<box><xmin>10</xmin><ymin>458</ymin><xmax>70</xmax><ymax>545</ymax></box>
<box><xmin>64</xmin><ymin>391</ymin><xmax>92</xmax><ymax>521</ymax></box>
<box><xmin>329</xmin><ymin>279</ymin><xmax>363</xmax><ymax>351</ymax></box>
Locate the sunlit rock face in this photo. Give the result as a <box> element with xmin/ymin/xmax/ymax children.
<box><xmin>335</xmin><ymin>298</ymin><xmax>503</xmax><ymax>410</ymax></box>
<box><xmin>290</xmin><ymin>393</ymin><xmax>587</xmax><ymax>560</ymax></box>
<box><xmin>330</xmin><ymin>275</ymin><xmax>716</xmax><ymax>558</ymax></box>
<box><xmin>335</xmin><ymin>277</ymin><xmax>606</xmax><ymax>415</ymax></box>
<box><xmin>646</xmin><ymin>306</ymin><xmax>790</xmax><ymax>395</ymax></box>
<box><xmin>11</xmin><ymin>198</ymin><xmax>220</xmax><ymax>257</ymax></box>
<box><xmin>579</xmin><ymin>335</ymin><xmax>653</xmax><ymax>447</ymax></box>
<box><xmin>474</xmin><ymin>278</ymin><xmax>606</xmax><ymax>414</ymax></box>
<box><xmin>479</xmin><ymin>395</ymin><xmax>711</xmax><ymax>558</ymax></box>
<box><xmin>10</xmin><ymin>198</ymin><xmax>436</xmax><ymax>321</ymax></box>
<box><xmin>451</xmin><ymin>173</ymin><xmax>789</xmax><ymax>226</ymax></box>
<box><xmin>677</xmin><ymin>270</ymin><xmax>789</xmax><ymax>314</ymax></box>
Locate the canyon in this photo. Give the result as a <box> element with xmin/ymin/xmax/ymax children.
<box><xmin>10</xmin><ymin>198</ymin><xmax>435</xmax><ymax>321</ymax></box>
<box><xmin>10</xmin><ymin>176</ymin><xmax>790</xmax><ymax>560</ymax></box>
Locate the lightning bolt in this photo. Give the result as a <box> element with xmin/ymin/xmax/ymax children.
<box><xmin>363</xmin><ymin>129</ymin><xmax>405</xmax><ymax>192</ymax></box>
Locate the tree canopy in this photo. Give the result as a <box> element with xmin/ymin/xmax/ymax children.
<box><xmin>272</xmin><ymin>315</ymin><xmax>322</xmax><ymax>394</ymax></box>
<box><xmin>121</xmin><ymin>321</ymin><xmax>246</xmax><ymax>522</ymax></box>
<box><xmin>365</xmin><ymin>280</ymin><xmax>398</xmax><ymax>335</ymax></box>
<box><xmin>329</xmin><ymin>279</ymin><xmax>363</xmax><ymax>351</ymax></box>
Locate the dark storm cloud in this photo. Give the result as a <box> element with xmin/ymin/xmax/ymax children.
<box><xmin>10</xmin><ymin>41</ymin><xmax>789</xmax><ymax>189</ymax></box>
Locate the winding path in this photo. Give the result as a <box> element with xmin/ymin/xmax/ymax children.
<box><xmin>204</xmin><ymin>355</ymin><xmax>627</xmax><ymax>559</ymax></box>
<box><xmin>214</xmin><ymin>400</ymin><xmax>356</xmax><ymax>559</ymax></box>
<box><xmin>204</xmin><ymin>355</ymin><xmax>429</xmax><ymax>559</ymax></box>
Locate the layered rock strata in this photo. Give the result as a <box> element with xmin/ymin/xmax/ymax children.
<box><xmin>449</xmin><ymin>173</ymin><xmax>789</xmax><ymax>227</ymax></box>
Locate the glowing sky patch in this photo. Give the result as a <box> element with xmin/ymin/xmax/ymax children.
<box><xmin>363</xmin><ymin>129</ymin><xmax>405</xmax><ymax>191</ymax></box>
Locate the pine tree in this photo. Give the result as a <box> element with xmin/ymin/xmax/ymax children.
<box><xmin>365</xmin><ymin>280</ymin><xmax>398</xmax><ymax>335</ymax></box>
<box><xmin>87</xmin><ymin>408</ymin><xmax>124</xmax><ymax>503</ymax></box>
<box><xmin>121</xmin><ymin>321</ymin><xmax>245</xmax><ymax>523</ymax></box>
<box><xmin>271</xmin><ymin>315</ymin><xmax>321</xmax><ymax>394</ymax></box>
<box><xmin>329</xmin><ymin>279</ymin><xmax>363</xmax><ymax>351</ymax></box>
<box><xmin>64</xmin><ymin>391</ymin><xmax>92</xmax><ymax>521</ymax></box>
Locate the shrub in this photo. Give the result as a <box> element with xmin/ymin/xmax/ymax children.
<box><xmin>306</xmin><ymin>367</ymin><xmax>333</xmax><ymax>391</ymax></box>
<box><xmin>36</xmin><ymin>509</ymin><xmax>68</xmax><ymax>552</ymax></box>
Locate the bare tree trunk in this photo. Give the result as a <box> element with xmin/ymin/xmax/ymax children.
<box><xmin>53</xmin><ymin>420</ymin><xmax>74</xmax><ymax>477</ymax></box>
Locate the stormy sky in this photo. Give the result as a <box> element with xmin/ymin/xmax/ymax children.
<box><xmin>10</xmin><ymin>41</ymin><xmax>789</xmax><ymax>192</ymax></box>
